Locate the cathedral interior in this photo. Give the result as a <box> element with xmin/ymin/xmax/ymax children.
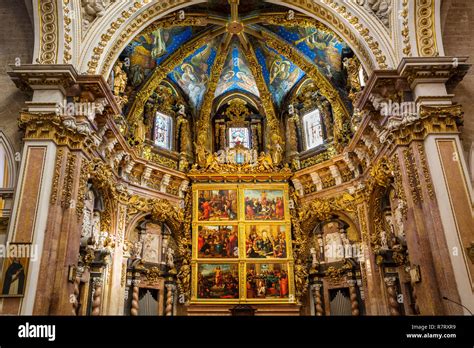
<box><xmin>0</xmin><ymin>0</ymin><xmax>473</xmax><ymax>317</ymax></box>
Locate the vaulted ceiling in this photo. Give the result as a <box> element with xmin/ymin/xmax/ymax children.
<box><xmin>117</xmin><ymin>0</ymin><xmax>357</xmax><ymax>116</ymax></box>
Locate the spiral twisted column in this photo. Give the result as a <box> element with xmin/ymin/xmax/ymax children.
<box><xmin>347</xmin><ymin>280</ymin><xmax>360</xmax><ymax>316</ymax></box>
<box><xmin>130</xmin><ymin>280</ymin><xmax>140</xmax><ymax>316</ymax></box>
<box><xmin>384</xmin><ymin>277</ymin><xmax>401</xmax><ymax>316</ymax></box>
<box><xmin>311</xmin><ymin>283</ymin><xmax>324</xmax><ymax>316</ymax></box>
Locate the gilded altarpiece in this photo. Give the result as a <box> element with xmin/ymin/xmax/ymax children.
<box><xmin>191</xmin><ymin>183</ymin><xmax>295</xmax><ymax>304</ymax></box>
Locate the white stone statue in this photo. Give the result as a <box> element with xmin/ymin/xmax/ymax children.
<box><xmin>394</xmin><ymin>200</ymin><xmax>407</xmax><ymax>243</ymax></box>
<box><xmin>341</xmin><ymin>230</ymin><xmax>353</xmax><ymax>258</ymax></box>
<box><xmin>310</xmin><ymin>247</ymin><xmax>318</xmax><ymax>267</ymax></box>
<box><xmin>380</xmin><ymin>230</ymin><xmax>389</xmax><ymax>250</ymax></box>
<box><xmin>166</xmin><ymin>248</ymin><xmax>175</xmax><ymax>269</ymax></box>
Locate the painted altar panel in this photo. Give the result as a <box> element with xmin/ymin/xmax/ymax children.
<box><xmin>245</xmin><ymin>262</ymin><xmax>290</xmax><ymax>300</ymax></box>
<box><xmin>196</xmin><ymin>225</ymin><xmax>239</xmax><ymax>259</ymax></box>
<box><xmin>191</xmin><ymin>183</ymin><xmax>294</xmax><ymax>304</ymax></box>
<box><xmin>195</xmin><ymin>263</ymin><xmax>240</xmax><ymax>300</ymax></box>
<box><xmin>244</xmin><ymin>224</ymin><xmax>289</xmax><ymax>259</ymax></box>
<box><xmin>194</xmin><ymin>187</ymin><xmax>238</xmax><ymax>221</ymax></box>
<box><xmin>243</xmin><ymin>189</ymin><xmax>286</xmax><ymax>221</ymax></box>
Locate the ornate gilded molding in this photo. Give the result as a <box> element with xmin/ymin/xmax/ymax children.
<box><xmin>403</xmin><ymin>148</ymin><xmax>422</xmax><ymax>204</ymax></box>
<box><xmin>390</xmin><ymin>105</ymin><xmax>463</xmax><ymax>145</ymax></box>
<box><xmin>415</xmin><ymin>0</ymin><xmax>438</xmax><ymax>57</ymax></box>
<box><xmin>86</xmin><ymin>0</ymin><xmax>153</xmax><ymax>74</ymax></box>
<box><xmin>299</xmin><ymin>192</ymin><xmax>358</xmax><ymax>225</ymax></box>
<box><xmin>367</xmin><ymin>155</ymin><xmax>393</xmax><ymax>193</ymax></box>
<box><xmin>76</xmin><ymin>158</ymin><xmax>91</xmax><ymax>218</ymax></box>
<box><xmin>243</xmin><ymin>43</ymin><xmax>284</xmax><ymax>146</ymax></box>
<box><xmin>61</xmin><ymin>152</ymin><xmax>77</xmax><ymax>208</ymax></box>
<box><xmin>50</xmin><ymin>148</ymin><xmax>64</xmax><ymax>205</ymax></box>
<box><xmin>62</xmin><ymin>0</ymin><xmax>73</xmax><ymax>63</ymax></box>
<box><xmin>401</xmin><ymin>0</ymin><xmax>412</xmax><ymax>56</ymax></box>
<box><xmin>321</xmin><ymin>0</ymin><xmax>388</xmax><ymax>68</ymax></box>
<box><xmin>195</xmin><ymin>38</ymin><xmax>228</xmax><ymax>153</ymax></box>
<box><xmin>417</xmin><ymin>143</ymin><xmax>435</xmax><ymax>199</ymax></box>
<box><xmin>38</xmin><ymin>0</ymin><xmax>58</xmax><ymax>64</ymax></box>
<box><xmin>18</xmin><ymin>112</ymin><xmax>95</xmax><ymax>152</ymax></box>
<box><xmin>140</xmin><ymin>14</ymin><xmax>209</xmax><ymax>36</ymax></box>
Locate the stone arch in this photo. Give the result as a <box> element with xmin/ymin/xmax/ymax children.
<box><xmin>78</xmin><ymin>0</ymin><xmax>394</xmax><ymax>77</ymax></box>
<box><xmin>31</xmin><ymin>0</ymin><xmax>446</xmax><ymax>76</ymax></box>
<box><xmin>0</xmin><ymin>131</ymin><xmax>17</xmax><ymax>189</ymax></box>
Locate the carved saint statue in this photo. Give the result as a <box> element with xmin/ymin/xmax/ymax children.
<box><xmin>257</xmin><ymin>152</ymin><xmax>274</xmax><ymax>171</ymax></box>
<box><xmin>177</xmin><ymin>113</ymin><xmax>191</xmax><ymax>155</ymax></box>
<box><xmin>394</xmin><ymin>200</ymin><xmax>407</xmax><ymax>243</ymax></box>
<box><xmin>133</xmin><ymin>118</ymin><xmax>147</xmax><ymax>144</ymax></box>
<box><xmin>294</xmin><ymin>259</ymin><xmax>308</xmax><ymax>295</ymax></box>
<box><xmin>112</xmin><ymin>61</ymin><xmax>127</xmax><ymax>96</ymax></box>
<box><xmin>269</xmin><ymin>134</ymin><xmax>284</xmax><ymax>166</ymax></box>
<box><xmin>166</xmin><ymin>247</ymin><xmax>175</xmax><ymax>269</ymax></box>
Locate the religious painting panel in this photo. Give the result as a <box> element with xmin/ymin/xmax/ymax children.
<box><xmin>196</xmin><ymin>263</ymin><xmax>239</xmax><ymax>300</ymax></box>
<box><xmin>0</xmin><ymin>248</ymin><xmax>30</xmax><ymax>297</ymax></box>
<box><xmin>196</xmin><ymin>188</ymin><xmax>238</xmax><ymax>221</ymax></box>
<box><xmin>243</xmin><ymin>189</ymin><xmax>285</xmax><ymax>221</ymax></box>
<box><xmin>196</xmin><ymin>225</ymin><xmax>239</xmax><ymax>259</ymax></box>
<box><xmin>245</xmin><ymin>263</ymin><xmax>290</xmax><ymax>299</ymax></box>
<box><xmin>245</xmin><ymin>225</ymin><xmax>288</xmax><ymax>259</ymax></box>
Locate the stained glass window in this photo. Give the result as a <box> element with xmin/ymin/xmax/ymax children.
<box><xmin>228</xmin><ymin>127</ymin><xmax>250</xmax><ymax>148</ymax></box>
<box><xmin>154</xmin><ymin>112</ymin><xmax>172</xmax><ymax>149</ymax></box>
<box><xmin>303</xmin><ymin>109</ymin><xmax>324</xmax><ymax>150</ymax></box>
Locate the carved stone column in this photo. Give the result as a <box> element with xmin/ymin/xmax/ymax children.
<box><xmin>355</xmin><ymin>57</ymin><xmax>473</xmax><ymax>315</ymax></box>
<box><xmin>105</xmin><ymin>203</ymin><xmax>128</xmax><ymax>315</ymax></box>
<box><xmin>384</xmin><ymin>277</ymin><xmax>400</xmax><ymax>316</ymax></box>
<box><xmin>347</xmin><ymin>280</ymin><xmax>360</xmax><ymax>316</ymax></box>
<box><xmin>311</xmin><ymin>283</ymin><xmax>324</xmax><ymax>316</ymax></box>
<box><xmin>356</xmin><ymin>202</ymin><xmax>387</xmax><ymax>315</ymax></box>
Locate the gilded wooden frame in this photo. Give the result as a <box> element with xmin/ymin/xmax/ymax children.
<box><xmin>191</xmin><ymin>183</ymin><xmax>295</xmax><ymax>304</ymax></box>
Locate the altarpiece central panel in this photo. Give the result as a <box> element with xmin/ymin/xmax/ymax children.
<box><xmin>191</xmin><ymin>183</ymin><xmax>295</xmax><ymax>304</ymax></box>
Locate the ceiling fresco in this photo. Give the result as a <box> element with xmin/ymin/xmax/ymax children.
<box><xmin>115</xmin><ymin>10</ymin><xmax>359</xmax><ymax>115</ymax></box>
<box><xmin>168</xmin><ymin>39</ymin><xmax>219</xmax><ymax>109</ymax></box>
<box><xmin>215</xmin><ymin>42</ymin><xmax>260</xmax><ymax>99</ymax></box>
<box><xmin>262</xmin><ymin>25</ymin><xmax>353</xmax><ymax>101</ymax></box>
<box><xmin>120</xmin><ymin>26</ymin><xmax>200</xmax><ymax>89</ymax></box>
<box><xmin>251</xmin><ymin>38</ymin><xmax>305</xmax><ymax>107</ymax></box>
